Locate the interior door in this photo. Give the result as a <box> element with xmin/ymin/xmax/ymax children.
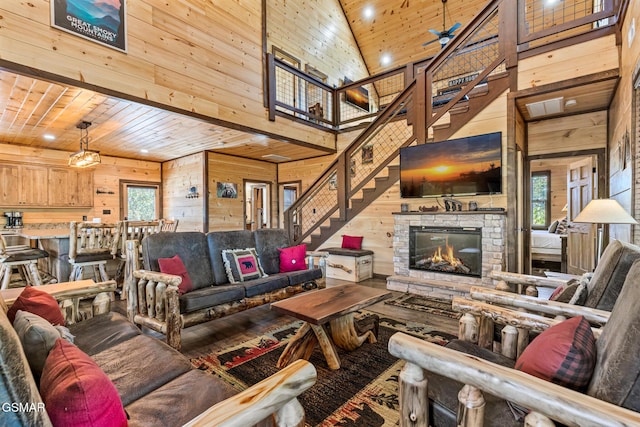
<box><xmin>566</xmin><ymin>157</ymin><xmax>596</xmax><ymax>274</ymax></box>
<box><xmin>252</xmin><ymin>187</ymin><xmax>264</xmax><ymax>231</ymax></box>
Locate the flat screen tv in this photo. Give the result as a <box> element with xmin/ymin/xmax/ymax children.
<box><xmin>400</xmin><ymin>132</ymin><xmax>502</xmax><ymax>198</ymax></box>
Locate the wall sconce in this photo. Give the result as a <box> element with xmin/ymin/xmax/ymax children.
<box><xmin>186</xmin><ymin>186</ymin><xmax>200</xmax><ymax>199</ymax></box>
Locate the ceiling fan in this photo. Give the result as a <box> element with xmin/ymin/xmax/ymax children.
<box><xmin>422</xmin><ymin>0</ymin><xmax>461</xmax><ymax>48</ymax></box>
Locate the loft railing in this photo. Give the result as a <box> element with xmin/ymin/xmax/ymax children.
<box><xmin>284</xmin><ymin>0</ymin><xmax>511</xmax><ymax>245</ymax></box>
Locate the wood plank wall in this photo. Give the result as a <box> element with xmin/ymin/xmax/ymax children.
<box><xmin>608</xmin><ymin>1</ymin><xmax>640</xmax><ymax>244</ymax></box>
<box><xmin>266</xmin><ymin>0</ymin><xmax>370</xmax><ymax>86</ymax></box>
<box><xmin>527</xmin><ymin>111</ymin><xmax>607</xmax><ymax>156</ymax></box>
<box><xmin>0</xmin><ymin>1</ymin><xmax>333</xmax><ymax>151</ymax></box>
<box><xmin>207</xmin><ymin>152</ymin><xmax>277</xmax><ymax>231</ymax></box>
<box><xmin>162</xmin><ymin>153</ymin><xmax>206</xmax><ymax>232</ymax></box>
<box><xmin>518</xmin><ymin>35</ymin><xmax>618</xmax><ymax>90</ymax></box>
<box><xmin>280</xmin><ymin>94</ymin><xmax>509</xmax><ymax>275</ymax></box>
<box><xmin>0</xmin><ymin>143</ymin><xmax>161</xmax><ymax>226</ymax></box>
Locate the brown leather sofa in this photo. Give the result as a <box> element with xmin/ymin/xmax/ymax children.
<box><xmin>0</xmin><ymin>282</ymin><xmax>316</xmax><ymax>426</ymax></box>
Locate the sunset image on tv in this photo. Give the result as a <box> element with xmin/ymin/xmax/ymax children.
<box><xmin>400</xmin><ymin>132</ymin><xmax>502</xmax><ymax>198</ymax></box>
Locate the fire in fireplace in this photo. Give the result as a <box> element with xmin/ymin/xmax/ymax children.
<box><xmin>409</xmin><ymin>226</ymin><xmax>482</xmax><ymax>277</ymax></box>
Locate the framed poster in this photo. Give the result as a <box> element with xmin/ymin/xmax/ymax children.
<box><xmin>344</xmin><ymin>77</ymin><xmax>370</xmax><ymax>112</ymax></box>
<box><xmin>51</xmin><ymin>0</ymin><xmax>127</xmax><ymax>52</ymax></box>
<box><xmin>217</xmin><ymin>182</ymin><xmax>238</xmax><ymax>198</ymax></box>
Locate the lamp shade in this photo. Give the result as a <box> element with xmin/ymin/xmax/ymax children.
<box><xmin>573</xmin><ymin>199</ymin><xmax>638</xmax><ymax>224</ymax></box>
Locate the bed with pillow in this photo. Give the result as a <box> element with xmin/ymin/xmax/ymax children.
<box><xmin>531</xmin><ymin>218</ymin><xmax>567</xmax><ymax>263</ymax></box>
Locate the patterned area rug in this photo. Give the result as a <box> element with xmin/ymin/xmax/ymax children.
<box><xmin>384</xmin><ymin>293</ymin><xmax>462</xmax><ymax>319</ymax></box>
<box><xmin>191</xmin><ymin>312</ymin><xmax>456</xmax><ymax>427</ymax></box>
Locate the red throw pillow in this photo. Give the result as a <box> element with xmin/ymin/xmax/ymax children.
<box><xmin>515</xmin><ymin>316</ymin><xmax>596</xmax><ymax>390</ymax></box>
<box><xmin>278</xmin><ymin>244</ymin><xmax>307</xmax><ymax>273</ymax></box>
<box><xmin>40</xmin><ymin>339</ymin><xmax>128</xmax><ymax>427</ymax></box>
<box><xmin>158</xmin><ymin>255</ymin><xmax>193</xmax><ymax>295</ymax></box>
<box><xmin>7</xmin><ymin>286</ymin><xmax>65</xmax><ymax>326</ymax></box>
<box><xmin>341</xmin><ymin>235</ymin><xmax>363</xmax><ymax>250</ymax></box>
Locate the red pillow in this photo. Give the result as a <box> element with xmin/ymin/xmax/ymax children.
<box><xmin>40</xmin><ymin>339</ymin><xmax>128</xmax><ymax>427</ymax></box>
<box><xmin>7</xmin><ymin>286</ymin><xmax>65</xmax><ymax>326</ymax></box>
<box><xmin>515</xmin><ymin>316</ymin><xmax>596</xmax><ymax>391</ymax></box>
<box><xmin>158</xmin><ymin>255</ymin><xmax>193</xmax><ymax>295</ymax></box>
<box><xmin>341</xmin><ymin>235</ymin><xmax>363</xmax><ymax>250</ymax></box>
<box><xmin>278</xmin><ymin>244</ymin><xmax>307</xmax><ymax>273</ymax></box>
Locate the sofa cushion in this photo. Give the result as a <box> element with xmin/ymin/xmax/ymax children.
<box><xmin>0</xmin><ymin>300</ymin><xmax>51</xmax><ymax>427</ymax></box>
<box><xmin>588</xmin><ymin>259</ymin><xmax>640</xmax><ymax>411</ymax></box>
<box><xmin>515</xmin><ymin>316</ymin><xmax>595</xmax><ymax>391</ymax></box>
<box><xmin>68</xmin><ymin>312</ymin><xmax>141</xmax><ymax>356</ymax></box>
<box><xmin>13</xmin><ymin>310</ymin><xmax>72</xmax><ymax>379</ymax></box>
<box><xmin>278</xmin><ymin>244</ymin><xmax>307</xmax><ymax>273</ymax></box>
<box><xmin>253</xmin><ymin>229</ymin><xmax>291</xmax><ymax>275</ymax></box>
<box><xmin>583</xmin><ymin>239</ymin><xmax>640</xmax><ymax>310</ymax></box>
<box><xmin>92</xmin><ymin>334</ymin><xmax>192</xmax><ymax>406</ymax></box>
<box><xmin>282</xmin><ymin>268</ymin><xmax>323</xmax><ymax>286</ymax></box>
<box><xmin>143</xmin><ymin>232</ymin><xmax>214</xmax><ymax>291</ymax></box>
<box><xmin>125</xmin><ymin>369</ymin><xmax>237</xmax><ymax>427</ymax></box>
<box><xmin>222</xmin><ymin>248</ymin><xmax>267</xmax><ymax>283</ymax></box>
<box><xmin>342</xmin><ymin>235</ymin><xmax>363</xmax><ymax>250</ymax></box>
<box><xmin>207</xmin><ymin>230</ymin><xmax>256</xmax><ymax>285</ymax></box>
<box><xmin>7</xmin><ymin>286</ymin><xmax>65</xmax><ymax>326</ymax></box>
<box><xmin>179</xmin><ymin>285</ymin><xmax>245</xmax><ymax>314</ymax></box>
<box><xmin>158</xmin><ymin>254</ymin><xmax>193</xmax><ymax>294</ymax></box>
<box><xmin>242</xmin><ymin>274</ymin><xmax>289</xmax><ymax>298</ymax></box>
<box><xmin>40</xmin><ymin>339</ymin><xmax>127</xmax><ymax>427</ymax></box>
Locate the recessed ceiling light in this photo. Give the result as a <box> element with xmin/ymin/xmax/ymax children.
<box><xmin>43</xmin><ymin>134</ymin><xmax>55</xmax><ymax>141</ymax></box>
<box><xmin>140</xmin><ymin>149</ymin><xmax>149</xmax><ymax>154</ymax></box>
<box><xmin>380</xmin><ymin>54</ymin><xmax>392</xmax><ymax>66</ymax></box>
<box><xmin>363</xmin><ymin>5</ymin><xmax>374</xmax><ymax>19</ymax></box>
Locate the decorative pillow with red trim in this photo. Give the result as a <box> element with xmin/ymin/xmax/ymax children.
<box><xmin>158</xmin><ymin>255</ymin><xmax>193</xmax><ymax>295</ymax></box>
<box><xmin>7</xmin><ymin>286</ymin><xmax>65</xmax><ymax>326</ymax></box>
<box><xmin>341</xmin><ymin>235</ymin><xmax>363</xmax><ymax>250</ymax></box>
<box><xmin>40</xmin><ymin>339</ymin><xmax>128</xmax><ymax>427</ymax></box>
<box><xmin>278</xmin><ymin>244</ymin><xmax>307</xmax><ymax>273</ymax></box>
<box><xmin>515</xmin><ymin>315</ymin><xmax>596</xmax><ymax>391</ymax></box>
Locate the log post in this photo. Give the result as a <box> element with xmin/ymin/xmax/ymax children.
<box><xmin>477</xmin><ymin>317</ymin><xmax>494</xmax><ymax>350</ymax></box>
<box><xmin>125</xmin><ymin>240</ymin><xmax>139</xmax><ymax>321</ymax></box>
<box><xmin>138</xmin><ymin>279</ymin><xmax>148</xmax><ymax>316</ymax></box>
<box><xmin>457</xmin><ymin>385</ymin><xmax>485</xmax><ymax>427</ymax></box>
<box><xmin>495</xmin><ymin>279</ymin><xmax>511</xmax><ymax>292</ymax></box>
<box><xmin>516</xmin><ymin>327</ymin><xmax>529</xmax><ymax>359</ymax></box>
<box><xmin>524</xmin><ymin>411</ymin><xmax>556</xmax><ymax>426</ymax></box>
<box><xmin>155</xmin><ymin>281</ymin><xmax>167</xmax><ymax>322</ymax></box>
<box><xmin>398</xmin><ymin>361</ymin><xmax>428</xmax><ymax>427</ymax></box>
<box><xmin>525</xmin><ymin>285</ymin><xmax>538</xmax><ymax>297</ymax></box>
<box><xmin>165</xmin><ymin>285</ymin><xmax>182</xmax><ymax>351</ymax></box>
<box><xmin>501</xmin><ymin>325</ymin><xmax>518</xmax><ymax>360</ymax></box>
<box><xmin>146</xmin><ymin>280</ymin><xmax>156</xmax><ymax>318</ymax></box>
<box><xmin>459</xmin><ymin>313</ymin><xmax>479</xmax><ymax>343</ymax></box>
<box><xmin>274</xmin><ymin>399</ymin><xmax>305</xmax><ymax>427</ymax></box>
<box><xmin>92</xmin><ymin>292</ymin><xmax>111</xmax><ymax>316</ymax></box>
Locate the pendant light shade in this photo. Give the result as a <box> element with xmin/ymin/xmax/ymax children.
<box><xmin>68</xmin><ymin>121</ymin><xmax>101</xmax><ymax>168</ymax></box>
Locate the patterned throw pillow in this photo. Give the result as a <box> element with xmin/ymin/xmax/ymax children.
<box><xmin>515</xmin><ymin>316</ymin><xmax>596</xmax><ymax>391</ymax></box>
<box><xmin>555</xmin><ymin>217</ymin><xmax>568</xmax><ymax>235</ymax></box>
<box><xmin>222</xmin><ymin>248</ymin><xmax>267</xmax><ymax>283</ymax></box>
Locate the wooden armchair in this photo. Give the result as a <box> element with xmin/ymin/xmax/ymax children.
<box><xmin>388</xmin><ymin>259</ymin><xmax>640</xmax><ymax>426</ymax></box>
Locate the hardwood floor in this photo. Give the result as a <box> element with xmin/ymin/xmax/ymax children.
<box><xmin>114</xmin><ymin>277</ymin><xmax>459</xmax><ymax>359</ymax></box>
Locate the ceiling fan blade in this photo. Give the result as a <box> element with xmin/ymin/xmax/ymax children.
<box><xmin>448</xmin><ymin>22</ymin><xmax>462</xmax><ymax>34</ymax></box>
<box><xmin>428</xmin><ymin>28</ymin><xmax>442</xmax><ymax>36</ymax></box>
<box><xmin>422</xmin><ymin>38</ymin><xmax>439</xmax><ymax>47</ymax></box>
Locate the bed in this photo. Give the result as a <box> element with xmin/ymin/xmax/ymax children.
<box><xmin>531</xmin><ymin>229</ymin><xmax>565</xmax><ymax>263</ymax></box>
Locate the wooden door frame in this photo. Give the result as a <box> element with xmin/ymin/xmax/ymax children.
<box><xmin>243</xmin><ymin>179</ymin><xmax>273</xmax><ymax>229</ymax></box>
<box><xmin>524</xmin><ymin>148</ymin><xmax>606</xmax><ymax>274</ymax></box>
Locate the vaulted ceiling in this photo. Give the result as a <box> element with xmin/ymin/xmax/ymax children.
<box><xmin>0</xmin><ymin>0</ymin><xmax>614</xmax><ymax>164</ymax></box>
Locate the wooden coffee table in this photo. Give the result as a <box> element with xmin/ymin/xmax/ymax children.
<box><xmin>271</xmin><ymin>284</ymin><xmax>391</xmax><ymax>370</ymax></box>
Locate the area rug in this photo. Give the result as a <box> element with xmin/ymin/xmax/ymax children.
<box><xmin>191</xmin><ymin>312</ymin><xmax>456</xmax><ymax>427</ymax></box>
<box><xmin>384</xmin><ymin>293</ymin><xmax>462</xmax><ymax>319</ymax></box>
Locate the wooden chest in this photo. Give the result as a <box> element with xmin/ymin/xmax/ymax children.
<box><xmin>325</xmin><ymin>248</ymin><xmax>374</xmax><ymax>282</ymax></box>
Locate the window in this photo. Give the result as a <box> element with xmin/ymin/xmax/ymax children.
<box><xmin>531</xmin><ymin>171</ymin><xmax>551</xmax><ymax>229</ymax></box>
<box><xmin>120</xmin><ymin>181</ymin><xmax>160</xmax><ymax>220</ymax></box>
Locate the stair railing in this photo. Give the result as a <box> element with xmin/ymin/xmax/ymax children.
<box><xmin>285</xmin><ymin>0</ymin><xmax>510</xmax><ymax>246</ymax></box>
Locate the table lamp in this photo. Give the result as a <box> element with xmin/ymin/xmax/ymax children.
<box><xmin>573</xmin><ymin>199</ymin><xmax>637</xmax><ymax>263</ymax></box>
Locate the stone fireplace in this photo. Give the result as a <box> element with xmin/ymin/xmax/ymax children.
<box><xmin>387</xmin><ymin>211</ymin><xmax>506</xmax><ymax>299</ymax></box>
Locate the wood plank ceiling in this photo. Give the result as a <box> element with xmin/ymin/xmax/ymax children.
<box><xmin>0</xmin><ymin>0</ymin><xmax>616</xmax><ymax>163</ymax></box>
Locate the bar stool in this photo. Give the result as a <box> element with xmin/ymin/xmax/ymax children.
<box><xmin>0</xmin><ymin>234</ymin><xmax>54</xmax><ymax>289</ymax></box>
<box><xmin>68</xmin><ymin>221</ymin><xmax>118</xmax><ymax>282</ymax></box>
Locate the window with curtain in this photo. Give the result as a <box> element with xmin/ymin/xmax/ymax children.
<box><xmin>531</xmin><ymin>171</ymin><xmax>551</xmax><ymax>229</ymax></box>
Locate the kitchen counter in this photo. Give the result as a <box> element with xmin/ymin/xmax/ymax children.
<box><xmin>19</xmin><ymin>229</ymin><xmax>69</xmax><ymax>240</ymax></box>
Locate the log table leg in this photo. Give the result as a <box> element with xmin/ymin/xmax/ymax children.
<box><xmin>310</xmin><ymin>324</ymin><xmax>341</xmax><ymax>370</ymax></box>
<box><xmin>277</xmin><ymin>323</ymin><xmax>317</xmax><ymax>369</ymax></box>
<box><xmin>330</xmin><ymin>312</ymin><xmax>377</xmax><ymax>351</ymax></box>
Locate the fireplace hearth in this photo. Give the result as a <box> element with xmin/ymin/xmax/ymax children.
<box><xmin>409</xmin><ymin>226</ymin><xmax>482</xmax><ymax>278</ymax></box>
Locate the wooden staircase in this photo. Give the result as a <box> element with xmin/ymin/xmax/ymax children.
<box><xmin>285</xmin><ymin>0</ymin><xmax>512</xmax><ymax>250</ymax></box>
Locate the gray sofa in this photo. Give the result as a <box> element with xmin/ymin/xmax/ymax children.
<box><xmin>125</xmin><ymin>228</ymin><xmax>325</xmax><ymax>350</ymax></box>
<box><xmin>0</xmin><ymin>282</ymin><xmax>316</xmax><ymax>427</ymax></box>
